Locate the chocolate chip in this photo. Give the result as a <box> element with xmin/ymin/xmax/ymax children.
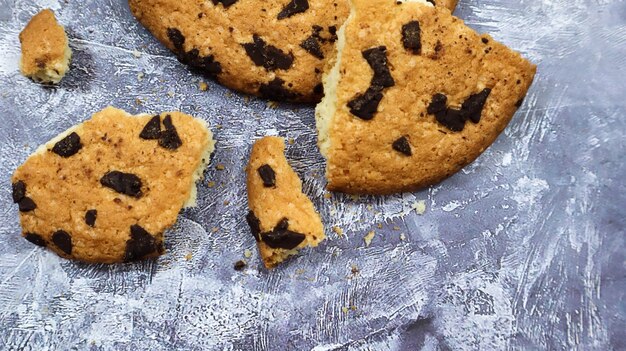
<box><xmin>100</xmin><ymin>171</ymin><xmax>143</xmax><ymax>198</ymax></box>
<box><xmin>402</xmin><ymin>21</ymin><xmax>422</xmax><ymax>54</ymax></box>
<box><xmin>328</xmin><ymin>26</ymin><xmax>337</xmax><ymax>41</ymax></box>
<box><xmin>259</xmin><ymin>78</ymin><xmax>297</xmax><ymax>101</ymax></box>
<box><xmin>348</xmin><ymin>86</ymin><xmax>384</xmax><ymax>120</ymax></box>
<box><xmin>18</xmin><ymin>197</ymin><xmax>37</xmax><ymax>212</ymax></box>
<box><xmin>392</xmin><ymin>136</ymin><xmax>412</xmax><ymax>156</ymax></box>
<box><xmin>166</xmin><ymin>28</ymin><xmax>185</xmax><ymax>51</ymax></box>
<box><xmin>85</xmin><ymin>209</ymin><xmax>97</xmax><ymax>227</ymax></box>
<box><xmin>363</xmin><ymin>47</ymin><xmax>395</xmax><ymax>88</ymax></box>
<box><xmin>515</xmin><ymin>98</ymin><xmax>524</xmax><ymax>108</ymax></box>
<box><xmin>159</xmin><ymin>115</ymin><xmax>183</xmax><ymax>150</ymax></box>
<box><xmin>125</xmin><ymin>225</ymin><xmax>158</xmax><ymax>262</ymax></box>
<box><xmin>257</xmin><ymin>164</ymin><xmax>276</xmax><ymax>187</ymax></box>
<box><xmin>461</xmin><ymin>88</ymin><xmax>491</xmax><ymax>123</ymax></box>
<box><xmin>243</xmin><ymin>35</ymin><xmax>294</xmax><ymax>71</ymax></box>
<box><xmin>435</xmin><ymin>108</ymin><xmax>466</xmax><ymax>132</ymax></box>
<box><xmin>52</xmin><ymin>132</ymin><xmax>82</xmax><ymax>158</ymax></box>
<box><xmin>234</xmin><ymin>260</ymin><xmax>247</xmax><ymax>271</ymax></box>
<box><xmin>481</xmin><ymin>37</ymin><xmax>489</xmax><ymax>44</ymax></box>
<box><xmin>427</xmin><ymin>93</ymin><xmax>448</xmax><ymax>114</ymax></box>
<box><xmin>211</xmin><ymin>0</ymin><xmax>238</xmax><ymax>8</ymax></box>
<box><xmin>52</xmin><ymin>230</ymin><xmax>72</xmax><ymax>255</ymax></box>
<box><xmin>261</xmin><ymin>218</ymin><xmax>306</xmax><ymax>250</ymax></box>
<box><xmin>179</xmin><ymin>49</ymin><xmax>223</xmax><ymax>78</ymax></box>
<box><xmin>12</xmin><ymin>180</ymin><xmax>26</xmax><ymax>203</ymax></box>
<box><xmin>277</xmin><ymin>0</ymin><xmax>309</xmax><ymax>19</ymax></box>
<box><xmin>313</xmin><ymin>83</ymin><xmax>324</xmax><ymax>96</ymax></box>
<box><xmin>300</xmin><ymin>36</ymin><xmax>324</xmax><ymax>59</ymax></box>
<box><xmin>25</xmin><ymin>233</ymin><xmax>46</xmax><ymax>247</ymax></box>
<box><xmin>246</xmin><ymin>211</ymin><xmax>261</xmax><ymax>242</ymax></box>
<box><xmin>139</xmin><ymin>115</ymin><xmax>162</xmax><ymax>140</ymax></box>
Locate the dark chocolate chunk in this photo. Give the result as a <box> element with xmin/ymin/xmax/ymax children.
<box><xmin>348</xmin><ymin>86</ymin><xmax>384</xmax><ymax>120</ymax></box>
<box><xmin>300</xmin><ymin>36</ymin><xmax>324</xmax><ymax>59</ymax></box>
<box><xmin>159</xmin><ymin>115</ymin><xmax>183</xmax><ymax>150</ymax></box>
<box><xmin>125</xmin><ymin>225</ymin><xmax>158</xmax><ymax>261</ymax></box>
<box><xmin>25</xmin><ymin>233</ymin><xmax>46</xmax><ymax>247</ymax></box>
<box><xmin>179</xmin><ymin>49</ymin><xmax>222</xmax><ymax>77</ymax></box>
<box><xmin>85</xmin><ymin>209</ymin><xmax>97</xmax><ymax>227</ymax></box>
<box><xmin>427</xmin><ymin>93</ymin><xmax>448</xmax><ymax>115</ymax></box>
<box><xmin>328</xmin><ymin>26</ymin><xmax>338</xmax><ymax>42</ymax></box>
<box><xmin>243</xmin><ymin>35</ymin><xmax>294</xmax><ymax>71</ymax></box>
<box><xmin>277</xmin><ymin>0</ymin><xmax>309</xmax><ymax>19</ymax></box>
<box><xmin>259</xmin><ymin>78</ymin><xmax>297</xmax><ymax>101</ymax></box>
<box><xmin>392</xmin><ymin>136</ymin><xmax>412</xmax><ymax>156</ymax></box>
<box><xmin>275</xmin><ymin>217</ymin><xmax>289</xmax><ymax>231</ymax></box>
<box><xmin>435</xmin><ymin>108</ymin><xmax>466</xmax><ymax>132</ymax></box>
<box><xmin>257</xmin><ymin>164</ymin><xmax>276</xmax><ymax>187</ymax></box>
<box><xmin>313</xmin><ymin>83</ymin><xmax>324</xmax><ymax>96</ymax></box>
<box><xmin>12</xmin><ymin>180</ymin><xmax>26</xmax><ymax>203</ymax></box>
<box><xmin>52</xmin><ymin>132</ymin><xmax>82</xmax><ymax>158</ymax></box>
<box><xmin>100</xmin><ymin>171</ymin><xmax>143</xmax><ymax>198</ymax></box>
<box><xmin>261</xmin><ymin>218</ymin><xmax>306</xmax><ymax>250</ymax></box>
<box><xmin>52</xmin><ymin>230</ymin><xmax>72</xmax><ymax>255</ymax></box>
<box><xmin>363</xmin><ymin>47</ymin><xmax>395</xmax><ymax>88</ymax></box>
<box><xmin>246</xmin><ymin>211</ymin><xmax>261</xmax><ymax>242</ymax></box>
<box><xmin>402</xmin><ymin>21</ymin><xmax>422</xmax><ymax>54</ymax></box>
<box><xmin>234</xmin><ymin>260</ymin><xmax>247</xmax><ymax>271</ymax></box>
<box><xmin>515</xmin><ymin>98</ymin><xmax>524</xmax><ymax>108</ymax></box>
<box><xmin>139</xmin><ymin>115</ymin><xmax>162</xmax><ymax>140</ymax></box>
<box><xmin>166</xmin><ymin>28</ymin><xmax>185</xmax><ymax>51</ymax></box>
<box><xmin>211</xmin><ymin>0</ymin><xmax>239</xmax><ymax>8</ymax></box>
<box><xmin>18</xmin><ymin>197</ymin><xmax>37</xmax><ymax>212</ymax></box>
<box><xmin>461</xmin><ymin>88</ymin><xmax>491</xmax><ymax>123</ymax></box>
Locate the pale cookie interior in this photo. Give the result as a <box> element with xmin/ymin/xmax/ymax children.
<box><xmin>246</xmin><ymin>137</ymin><xmax>325</xmax><ymax>269</ymax></box>
<box><xmin>19</xmin><ymin>9</ymin><xmax>72</xmax><ymax>84</ymax></box>
<box><xmin>12</xmin><ymin>106</ymin><xmax>215</xmax><ymax>263</ymax></box>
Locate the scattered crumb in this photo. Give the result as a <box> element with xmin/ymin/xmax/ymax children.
<box><xmin>266</xmin><ymin>101</ymin><xmax>279</xmax><ymax>109</ymax></box>
<box><xmin>349</xmin><ymin>194</ymin><xmax>360</xmax><ymax>201</ymax></box>
<box><xmin>216</xmin><ymin>164</ymin><xmax>225</xmax><ymax>170</ymax></box>
<box><xmin>167</xmin><ymin>91</ymin><xmax>175</xmax><ymax>97</ymax></box>
<box><xmin>400</xmin><ymin>233</ymin><xmax>406</xmax><ymax>241</ymax></box>
<box><xmin>342</xmin><ymin>307</ymin><xmax>349</xmax><ymax>313</ymax></box>
<box><xmin>364</xmin><ymin>231</ymin><xmax>375</xmax><ymax>247</ymax></box>
<box><xmin>393</xmin><ymin>226</ymin><xmax>401</xmax><ymax>231</ymax></box>
<box><xmin>324</xmin><ymin>193</ymin><xmax>332</xmax><ymax>199</ymax></box>
<box><xmin>351</xmin><ymin>264</ymin><xmax>359</xmax><ymax>275</ymax></box>
<box><xmin>134</xmin><ymin>98</ymin><xmax>143</xmax><ymax>105</ymax></box>
<box><xmin>207</xmin><ymin>181</ymin><xmax>216</xmax><ymax>188</ymax></box>
<box><xmin>244</xmin><ymin>249</ymin><xmax>252</xmax><ymax>258</ymax></box>
<box><xmin>377</xmin><ymin>223</ymin><xmax>383</xmax><ymax>229</ymax></box>
<box><xmin>198</xmin><ymin>81</ymin><xmax>208</xmax><ymax>91</ymax></box>
<box><xmin>211</xmin><ymin>227</ymin><xmax>219</xmax><ymax>233</ymax></box>
<box><xmin>223</xmin><ymin>200</ymin><xmax>230</xmax><ymax>206</ymax></box>
<box><xmin>225</xmin><ymin>92</ymin><xmax>233</xmax><ymax>98</ymax></box>
<box><xmin>350</xmin><ymin>305</ymin><xmax>357</xmax><ymax>311</ymax></box>
<box><xmin>332</xmin><ymin>226</ymin><xmax>344</xmax><ymax>237</ymax></box>
<box><xmin>234</xmin><ymin>260</ymin><xmax>247</xmax><ymax>271</ymax></box>
<box><xmin>184</xmin><ymin>252</ymin><xmax>193</xmax><ymax>261</ymax></box>
<box><xmin>244</xmin><ymin>96</ymin><xmax>251</xmax><ymax>103</ymax></box>
<box><xmin>295</xmin><ymin>268</ymin><xmax>305</xmax><ymax>275</ymax></box>
<box><xmin>215</xmin><ymin>124</ymin><xmax>223</xmax><ymax>129</ymax></box>
<box><xmin>137</xmin><ymin>72</ymin><xmax>144</xmax><ymax>81</ymax></box>
<box><xmin>413</xmin><ymin>200</ymin><xmax>427</xmax><ymax>215</ymax></box>
<box><xmin>132</xmin><ymin>50</ymin><xmax>142</xmax><ymax>58</ymax></box>
<box><xmin>288</xmin><ymin>138</ymin><xmax>295</xmax><ymax>145</ymax></box>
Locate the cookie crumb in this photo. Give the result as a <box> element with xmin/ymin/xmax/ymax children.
<box><xmin>288</xmin><ymin>138</ymin><xmax>295</xmax><ymax>145</ymax></box>
<box><xmin>185</xmin><ymin>252</ymin><xmax>193</xmax><ymax>261</ymax></box>
<box><xmin>324</xmin><ymin>193</ymin><xmax>332</xmax><ymax>199</ymax></box>
<box><xmin>266</xmin><ymin>101</ymin><xmax>279</xmax><ymax>109</ymax></box>
<box><xmin>342</xmin><ymin>307</ymin><xmax>349</xmax><ymax>313</ymax></box>
<box><xmin>207</xmin><ymin>180</ymin><xmax>216</xmax><ymax>187</ymax></box>
<box><xmin>132</xmin><ymin>50</ymin><xmax>142</xmax><ymax>58</ymax></box>
<box><xmin>244</xmin><ymin>249</ymin><xmax>252</xmax><ymax>258</ymax></box>
<box><xmin>137</xmin><ymin>72</ymin><xmax>144</xmax><ymax>80</ymax></box>
<box><xmin>400</xmin><ymin>233</ymin><xmax>406</xmax><ymax>241</ymax></box>
<box><xmin>413</xmin><ymin>200</ymin><xmax>427</xmax><ymax>214</ymax></box>
<box><xmin>364</xmin><ymin>231</ymin><xmax>375</xmax><ymax>247</ymax></box>
<box><xmin>332</xmin><ymin>226</ymin><xmax>343</xmax><ymax>237</ymax></box>
<box><xmin>198</xmin><ymin>81</ymin><xmax>208</xmax><ymax>91</ymax></box>
<box><xmin>216</xmin><ymin>164</ymin><xmax>225</xmax><ymax>170</ymax></box>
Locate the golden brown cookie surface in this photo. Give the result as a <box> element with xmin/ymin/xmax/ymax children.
<box><xmin>245</xmin><ymin>137</ymin><xmax>324</xmax><ymax>269</ymax></box>
<box><xmin>316</xmin><ymin>0</ymin><xmax>536</xmax><ymax>194</ymax></box>
<box><xmin>12</xmin><ymin>107</ymin><xmax>215</xmax><ymax>263</ymax></box>
<box><xmin>127</xmin><ymin>0</ymin><xmax>456</xmax><ymax>102</ymax></box>
<box><xmin>19</xmin><ymin>9</ymin><xmax>72</xmax><ymax>84</ymax></box>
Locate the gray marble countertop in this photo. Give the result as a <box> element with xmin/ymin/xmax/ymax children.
<box><xmin>0</xmin><ymin>0</ymin><xmax>624</xmax><ymax>350</ymax></box>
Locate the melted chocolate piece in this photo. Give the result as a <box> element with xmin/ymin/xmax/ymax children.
<box><xmin>246</xmin><ymin>211</ymin><xmax>261</xmax><ymax>242</ymax></box>
<box><xmin>243</xmin><ymin>35</ymin><xmax>294</xmax><ymax>71</ymax></box>
<box><xmin>139</xmin><ymin>115</ymin><xmax>162</xmax><ymax>140</ymax></box>
<box><xmin>348</xmin><ymin>86</ymin><xmax>384</xmax><ymax>120</ymax></box>
<box><xmin>52</xmin><ymin>230</ymin><xmax>72</xmax><ymax>255</ymax></box>
<box><xmin>18</xmin><ymin>197</ymin><xmax>37</xmax><ymax>212</ymax></box>
<box><xmin>12</xmin><ymin>180</ymin><xmax>26</xmax><ymax>203</ymax></box>
<box><xmin>159</xmin><ymin>115</ymin><xmax>183</xmax><ymax>150</ymax></box>
<box><xmin>52</xmin><ymin>132</ymin><xmax>82</xmax><ymax>158</ymax></box>
<box><xmin>211</xmin><ymin>0</ymin><xmax>239</xmax><ymax>8</ymax></box>
<box><xmin>125</xmin><ymin>225</ymin><xmax>158</xmax><ymax>262</ymax></box>
<box><xmin>100</xmin><ymin>171</ymin><xmax>143</xmax><ymax>198</ymax></box>
<box><xmin>363</xmin><ymin>47</ymin><xmax>395</xmax><ymax>88</ymax></box>
<box><xmin>261</xmin><ymin>218</ymin><xmax>306</xmax><ymax>250</ymax></box>
<box><xmin>277</xmin><ymin>0</ymin><xmax>309</xmax><ymax>19</ymax></box>
<box><xmin>85</xmin><ymin>209</ymin><xmax>97</xmax><ymax>227</ymax></box>
<box><xmin>257</xmin><ymin>164</ymin><xmax>276</xmax><ymax>187</ymax></box>
<box><xmin>300</xmin><ymin>36</ymin><xmax>324</xmax><ymax>59</ymax></box>
<box><xmin>402</xmin><ymin>21</ymin><xmax>422</xmax><ymax>54</ymax></box>
<box><xmin>259</xmin><ymin>78</ymin><xmax>297</xmax><ymax>101</ymax></box>
<box><xmin>25</xmin><ymin>233</ymin><xmax>46</xmax><ymax>247</ymax></box>
<box><xmin>461</xmin><ymin>88</ymin><xmax>491</xmax><ymax>123</ymax></box>
<box><xmin>392</xmin><ymin>136</ymin><xmax>412</xmax><ymax>156</ymax></box>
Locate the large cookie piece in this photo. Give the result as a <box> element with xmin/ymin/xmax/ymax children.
<box><xmin>19</xmin><ymin>9</ymin><xmax>72</xmax><ymax>84</ymax></box>
<box><xmin>315</xmin><ymin>0</ymin><xmax>536</xmax><ymax>194</ymax></box>
<box><xmin>11</xmin><ymin>107</ymin><xmax>215</xmax><ymax>263</ymax></box>
<box><xmin>127</xmin><ymin>0</ymin><xmax>456</xmax><ymax>103</ymax></box>
<box><xmin>246</xmin><ymin>137</ymin><xmax>324</xmax><ymax>269</ymax></box>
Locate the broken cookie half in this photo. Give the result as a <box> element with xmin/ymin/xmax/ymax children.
<box><xmin>246</xmin><ymin>137</ymin><xmax>325</xmax><ymax>269</ymax></box>
<box><xmin>19</xmin><ymin>9</ymin><xmax>72</xmax><ymax>84</ymax></box>
<box><xmin>11</xmin><ymin>107</ymin><xmax>215</xmax><ymax>263</ymax></box>
<box><xmin>315</xmin><ymin>0</ymin><xmax>536</xmax><ymax>194</ymax></box>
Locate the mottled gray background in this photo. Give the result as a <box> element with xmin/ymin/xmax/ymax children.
<box><xmin>0</xmin><ymin>0</ymin><xmax>624</xmax><ymax>350</ymax></box>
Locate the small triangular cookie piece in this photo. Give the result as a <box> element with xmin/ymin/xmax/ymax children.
<box><xmin>245</xmin><ymin>137</ymin><xmax>324</xmax><ymax>269</ymax></box>
<box><xmin>316</xmin><ymin>0</ymin><xmax>536</xmax><ymax>194</ymax></box>
<box><xmin>19</xmin><ymin>9</ymin><xmax>72</xmax><ymax>84</ymax></box>
<box><xmin>12</xmin><ymin>107</ymin><xmax>215</xmax><ymax>263</ymax></box>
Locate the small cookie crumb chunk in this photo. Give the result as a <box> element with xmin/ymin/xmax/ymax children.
<box><xmin>19</xmin><ymin>9</ymin><xmax>72</xmax><ymax>84</ymax></box>
<box><xmin>364</xmin><ymin>231</ymin><xmax>375</xmax><ymax>247</ymax></box>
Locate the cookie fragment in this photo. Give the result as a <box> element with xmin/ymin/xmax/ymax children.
<box><xmin>402</xmin><ymin>21</ymin><xmax>422</xmax><ymax>54</ymax></box>
<box><xmin>257</xmin><ymin>164</ymin><xmax>276</xmax><ymax>187</ymax></box>
<box><xmin>100</xmin><ymin>171</ymin><xmax>143</xmax><ymax>198</ymax></box>
<box><xmin>242</xmin><ymin>35</ymin><xmax>294</xmax><ymax>71</ymax></box>
<box><xmin>85</xmin><ymin>209</ymin><xmax>97</xmax><ymax>227</ymax></box>
<box><xmin>51</xmin><ymin>132</ymin><xmax>82</xmax><ymax>157</ymax></box>
<box><xmin>52</xmin><ymin>230</ymin><xmax>72</xmax><ymax>255</ymax></box>
<box><xmin>25</xmin><ymin>233</ymin><xmax>46</xmax><ymax>247</ymax></box>
<box><xmin>278</xmin><ymin>0</ymin><xmax>309</xmax><ymax>20</ymax></box>
<box><xmin>125</xmin><ymin>225</ymin><xmax>158</xmax><ymax>261</ymax></box>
